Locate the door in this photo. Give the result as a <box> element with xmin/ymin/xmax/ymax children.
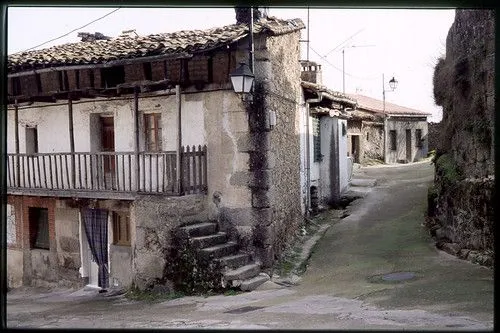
<box><xmin>100</xmin><ymin>116</ymin><xmax>115</xmax><ymax>188</ymax></box>
<box><xmin>81</xmin><ymin>223</ymin><xmax>100</xmax><ymax>288</ymax></box>
<box><xmin>351</xmin><ymin>135</ymin><xmax>360</xmax><ymax>163</ymax></box>
<box><xmin>406</xmin><ymin>129</ymin><xmax>412</xmax><ymax>163</ymax></box>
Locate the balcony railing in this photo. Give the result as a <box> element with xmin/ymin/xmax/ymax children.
<box><xmin>6</xmin><ymin>145</ymin><xmax>207</xmax><ymax>199</ymax></box>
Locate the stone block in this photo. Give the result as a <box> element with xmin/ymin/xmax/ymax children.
<box><xmin>251</xmin><ymin>208</ymin><xmax>273</xmax><ymax>226</ymax></box>
<box><xmin>253</xmin><ymin>223</ymin><xmax>274</xmax><ymax>246</ymax></box>
<box><xmin>248</xmin><ymin>170</ymin><xmax>272</xmax><ymax>189</ymax></box>
<box><xmin>252</xmin><ymin>189</ymin><xmax>272</xmax><ymax>208</ymax></box>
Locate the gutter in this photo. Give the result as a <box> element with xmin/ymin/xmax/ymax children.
<box><xmin>304</xmin><ymin>92</ymin><xmax>323</xmax><ymax>217</ymax></box>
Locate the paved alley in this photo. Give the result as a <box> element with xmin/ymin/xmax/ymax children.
<box><xmin>6</xmin><ymin>161</ymin><xmax>494</xmax><ymax>330</ymax></box>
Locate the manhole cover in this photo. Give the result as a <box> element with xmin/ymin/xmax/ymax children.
<box><xmin>381</xmin><ymin>272</ymin><xmax>416</xmax><ymax>282</ymax></box>
<box><xmin>224</xmin><ymin>306</ymin><xmax>265</xmax><ymax>314</ymax></box>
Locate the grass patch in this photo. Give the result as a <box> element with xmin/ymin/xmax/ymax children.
<box><xmin>223</xmin><ymin>288</ymin><xmax>244</xmax><ymax>296</ymax></box>
<box><xmin>435</xmin><ymin>153</ymin><xmax>462</xmax><ymax>184</ymax></box>
<box><xmin>125</xmin><ymin>287</ymin><xmax>185</xmax><ymax>303</ymax></box>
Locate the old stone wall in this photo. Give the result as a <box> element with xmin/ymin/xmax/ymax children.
<box><xmin>427</xmin><ymin>122</ymin><xmax>442</xmax><ymax>152</ymax></box>
<box><xmin>430</xmin><ymin>9</ymin><xmax>495</xmax><ymax>264</ymax></box>
<box><xmin>361</xmin><ymin>123</ymin><xmax>384</xmax><ymax>162</ymax></box>
<box><xmin>433</xmin><ymin>9</ymin><xmax>494</xmax><ymax>178</ymax></box>
<box><xmin>262</xmin><ymin>31</ymin><xmax>303</xmax><ymax>267</ymax></box>
<box><xmin>131</xmin><ymin>194</ymin><xmax>208</xmax><ymax>290</ymax></box>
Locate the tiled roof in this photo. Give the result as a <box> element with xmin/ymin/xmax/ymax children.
<box><xmin>301</xmin><ymin>81</ymin><xmax>357</xmax><ymax>107</ymax></box>
<box><xmin>347</xmin><ymin>94</ymin><xmax>431</xmax><ymax>116</ymax></box>
<box><xmin>8</xmin><ymin>16</ymin><xmax>304</xmax><ymax>73</ymax></box>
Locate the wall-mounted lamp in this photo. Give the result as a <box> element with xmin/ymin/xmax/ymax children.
<box><xmin>230</xmin><ymin>62</ymin><xmax>255</xmax><ymax>101</ymax></box>
<box><xmin>268</xmin><ymin>110</ymin><xmax>276</xmax><ymax>129</ymax></box>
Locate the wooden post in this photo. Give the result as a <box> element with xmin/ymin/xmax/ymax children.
<box><xmin>134</xmin><ymin>87</ymin><xmax>140</xmax><ymax>191</ymax></box>
<box><xmin>176</xmin><ymin>84</ymin><xmax>183</xmax><ymax>194</ymax></box>
<box><xmin>68</xmin><ymin>95</ymin><xmax>76</xmax><ymax>188</ymax></box>
<box><xmin>14</xmin><ymin>100</ymin><xmax>20</xmax><ymax>186</ymax></box>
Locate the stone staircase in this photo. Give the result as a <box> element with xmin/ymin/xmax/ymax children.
<box><xmin>176</xmin><ymin>222</ymin><xmax>269</xmax><ymax>291</ymax></box>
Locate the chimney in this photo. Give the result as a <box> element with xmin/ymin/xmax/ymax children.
<box><xmin>78</xmin><ymin>32</ymin><xmax>111</xmax><ymax>42</ymax></box>
<box><xmin>300</xmin><ymin>60</ymin><xmax>323</xmax><ymax>84</ymax></box>
<box><xmin>235</xmin><ymin>6</ymin><xmax>265</xmax><ymax>24</ymax></box>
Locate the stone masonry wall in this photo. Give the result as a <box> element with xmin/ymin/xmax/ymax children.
<box><xmin>258</xmin><ymin>31</ymin><xmax>303</xmax><ymax>267</ymax></box>
<box><xmin>429</xmin><ymin>9</ymin><xmax>495</xmax><ymax>265</ymax></box>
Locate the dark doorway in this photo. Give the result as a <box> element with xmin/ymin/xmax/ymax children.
<box><xmin>351</xmin><ymin>135</ymin><xmax>360</xmax><ymax>163</ymax></box>
<box><xmin>406</xmin><ymin>129</ymin><xmax>412</xmax><ymax>163</ymax></box>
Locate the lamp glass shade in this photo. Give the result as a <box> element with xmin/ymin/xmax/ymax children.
<box><xmin>389</xmin><ymin>77</ymin><xmax>398</xmax><ymax>90</ymax></box>
<box><xmin>230</xmin><ymin>62</ymin><xmax>255</xmax><ymax>93</ymax></box>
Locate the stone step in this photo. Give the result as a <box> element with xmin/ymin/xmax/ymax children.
<box><xmin>350</xmin><ymin>178</ymin><xmax>377</xmax><ymax>187</ymax></box>
<box><xmin>190</xmin><ymin>232</ymin><xmax>227</xmax><ymax>249</ymax></box>
<box><xmin>240</xmin><ymin>274</ymin><xmax>270</xmax><ymax>291</ymax></box>
<box><xmin>216</xmin><ymin>253</ymin><xmax>250</xmax><ymax>270</ymax></box>
<box><xmin>224</xmin><ymin>263</ymin><xmax>260</xmax><ymax>281</ymax></box>
<box><xmin>177</xmin><ymin>222</ymin><xmax>217</xmax><ymax>238</ymax></box>
<box><xmin>199</xmin><ymin>242</ymin><xmax>238</xmax><ymax>260</ymax></box>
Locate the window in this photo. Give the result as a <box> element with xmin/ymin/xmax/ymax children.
<box><xmin>112</xmin><ymin>212</ymin><xmax>130</xmax><ymax>246</ymax></box>
<box><xmin>144</xmin><ymin>113</ymin><xmax>162</xmax><ymax>151</ymax></box>
<box><xmin>415</xmin><ymin>129</ymin><xmax>423</xmax><ymax>148</ymax></box>
<box><xmin>26</xmin><ymin>126</ymin><xmax>38</xmax><ymax>154</ymax></box>
<box><xmin>29</xmin><ymin>207</ymin><xmax>49</xmax><ymax>249</ymax></box>
<box><xmin>366</xmin><ymin>132</ymin><xmax>369</xmax><ymax>141</ymax></box>
<box><xmin>312</xmin><ymin>117</ymin><xmax>322</xmax><ymax>162</ymax></box>
<box><xmin>389</xmin><ymin>130</ymin><xmax>397</xmax><ymax>150</ymax></box>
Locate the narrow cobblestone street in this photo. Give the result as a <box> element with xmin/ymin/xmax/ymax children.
<box><xmin>7</xmin><ymin>161</ymin><xmax>494</xmax><ymax>329</ymax></box>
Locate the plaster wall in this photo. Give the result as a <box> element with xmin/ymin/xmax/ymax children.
<box><xmin>385</xmin><ymin>118</ymin><xmax>428</xmax><ymax>163</ymax></box>
<box><xmin>54</xmin><ymin>205</ymin><xmax>82</xmax><ymax>284</ymax></box>
<box><xmin>7</xmin><ymin>249</ymin><xmax>23</xmax><ymax>288</ymax></box>
<box><xmin>338</xmin><ymin>119</ymin><xmax>349</xmax><ymax>194</ymax></box>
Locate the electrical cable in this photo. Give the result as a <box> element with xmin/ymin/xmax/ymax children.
<box><xmin>309</xmin><ymin>46</ymin><xmax>379</xmax><ymax>81</ymax></box>
<box><xmin>22</xmin><ymin>7</ymin><xmax>121</xmax><ymax>52</ymax></box>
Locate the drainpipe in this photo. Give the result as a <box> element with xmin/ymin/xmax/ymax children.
<box><xmin>305</xmin><ymin>92</ymin><xmax>323</xmax><ymax>216</ymax></box>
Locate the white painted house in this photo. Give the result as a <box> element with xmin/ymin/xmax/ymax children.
<box><xmin>299</xmin><ymin>61</ymin><xmax>357</xmax><ymax>213</ymax></box>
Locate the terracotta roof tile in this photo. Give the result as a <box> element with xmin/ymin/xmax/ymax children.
<box><xmin>347</xmin><ymin>94</ymin><xmax>431</xmax><ymax>116</ymax></box>
<box><xmin>301</xmin><ymin>81</ymin><xmax>357</xmax><ymax>107</ymax></box>
<box><xmin>8</xmin><ymin>16</ymin><xmax>304</xmax><ymax>73</ymax></box>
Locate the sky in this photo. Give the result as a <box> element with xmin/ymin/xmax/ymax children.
<box><xmin>7</xmin><ymin>7</ymin><xmax>456</xmax><ymax>122</ymax></box>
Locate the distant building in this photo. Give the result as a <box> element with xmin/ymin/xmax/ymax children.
<box><xmin>346</xmin><ymin>94</ymin><xmax>431</xmax><ymax>164</ymax></box>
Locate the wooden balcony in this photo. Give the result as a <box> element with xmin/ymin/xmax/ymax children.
<box><xmin>6</xmin><ymin>145</ymin><xmax>207</xmax><ymax>200</ymax></box>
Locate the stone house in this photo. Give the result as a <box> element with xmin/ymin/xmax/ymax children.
<box><xmin>6</xmin><ymin>11</ymin><xmax>306</xmax><ymax>291</ymax></box>
<box><xmin>299</xmin><ymin>61</ymin><xmax>357</xmax><ymax>212</ymax></box>
<box><xmin>346</xmin><ymin>94</ymin><xmax>431</xmax><ymax>164</ymax></box>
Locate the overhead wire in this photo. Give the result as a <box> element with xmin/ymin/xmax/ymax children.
<box><xmin>309</xmin><ymin>45</ymin><xmax>379</xmax><ymax>81</ymax></box>
<box><xmin>22</xmin><ymin>7</ymin><xmax>121</xmax><ymax>52</ymax></box>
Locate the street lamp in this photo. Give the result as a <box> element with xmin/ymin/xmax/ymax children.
<box><xmin>382</xmin><ymin>74</ymin><xmax>398</xmax><ymax>164</ymax></box>
<box><xmin>382</xmin><ymin>74</ymin><xmax>398</xmax><ymax>112</ymax></box>
<box><xmin>230</xmin><ymin>62</ymin><xmax>255</xmax><ymax>95</ymax></box>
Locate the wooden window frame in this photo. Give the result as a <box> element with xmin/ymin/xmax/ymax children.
<box><xmin>112</xmin><ymin>212</ymin><xmax>131</xmax><ymax>246</ymax></box>
<box><xmin>144</xmin><ymin>113</ymin><xmax>162</xmax><ymax>152</ymax></box>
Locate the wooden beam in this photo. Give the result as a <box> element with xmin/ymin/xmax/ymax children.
<box><xmin>133</xmin><ymin>87</ymin><xmax>140</xmax><ymax>192</ymax></box>
<box><xmin>68</xmin><ymin>95</ymin><xmax>76</xmax><ymax>187</ymax></box>
<box><xmin>176</xmin><ymin>84</ymin><xmax>183</xmax><ymax>195</ymax></box>
<box><xmin>14</xmin><ymin>101</ymin><xmax>20</xmax><ymax>186</ymax></box>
